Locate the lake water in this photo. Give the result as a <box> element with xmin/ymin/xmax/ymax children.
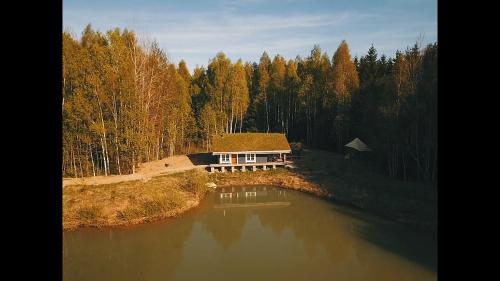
<box><xmin>63</xmin><ymin>186</ymin><xmax>437</xmax><ymax>281</ymax></box>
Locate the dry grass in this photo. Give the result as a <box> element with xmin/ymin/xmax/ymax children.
<box><xmin>209</xmin><ymin>168</ymin><xmax>329</xmax><ymax>197</ymax></box>
<box><xmin>63</xmin><ymin>169</ymin><xmax>211</xmax><ymax>231</ymax></box>
<box><xmin>63</xmin><ymin>148</ymin><xmax>436</xmax><ymax>232</ymax></box>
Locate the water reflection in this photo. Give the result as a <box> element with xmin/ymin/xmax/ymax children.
<box><xmin>202</xmin><ymin>186</ymin><xmax>290</xmax><ymax>251</ymax></box>
<box><xmin>63</xmin><ymin>186</ymin><xmax>436</xmax><ymax>281</ymax></box>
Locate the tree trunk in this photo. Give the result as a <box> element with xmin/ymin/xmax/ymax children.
<box><xmin>71</xmin><ymin>142</ymin><xmax>78</xmax><ymax>178</ymax></box>
<box><xmin>95</xmin><ymin>89</ymin><xmax>110</xmax><ymax>176</ymax></box>
<box><xmin>112</xmin><ymin>93</ymin><xmax>122</xmax><ymax>175</ymax></box>
<box><xmin>239</xmin><ymin>110</ymin><xmax>243</xmax><ymax>133</ymax></box>
<box><xmin>77</xmin><ymin>140</ymin><xmax>84</xmax><ymax>177</ymax></box>
<box><xmin>402</xmin><ymin>150</ymin><xmax>407</xmax><ymax>181</ymax></box>
<box><xmin>62</xmin><ymin>151</ymin><xmax>66</xmax><ymax>176</ymax></box>
<box><xmin>132</xmin><ymin>150</ymin><xmax>136</xmax><ymax>174</ymax></box>
<box><xmin>230</xmin><ymin>105</ymin><xmax>234</xmax><ymax>134</ymax></box>
<box><xmin>169</xmin><ymin>139</ymin><xmax>174</xmax><ymax>157</ymax></box>
<box><xmin>160</xmin><ymin>132</ymin><xmax>164</xmax><ymax>159</ymax></box>
<box><xmin>265</xmin><ymin>92</ymin><xmax>270</xmax><ymax>133</ymax></box>
<box><xmin>115</xmin><ymin>140</ymin><xmax>121</xmax><ymax>175</ymax></box>
<box><xmin>100</xmin><ymin>137</ymin><xmax>108</xmax><ymax>176</ymax></box>
<box><xmin>89</xmin><ymin>143</ymin><xmax>96</xmax><ymax>177</ymax></box>
<box><xmin>432</xmin><ymin>142</ymin><xmax>437</xmax><ymax>182</ymax></box>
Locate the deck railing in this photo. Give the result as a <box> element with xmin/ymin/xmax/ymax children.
<box><xmin>208</xmin><ymin>161</ymin><xmax>293</xmax><ymax>172</ymax></box>
<box><xmin>209</xmin><ymin>161</ymin><xmax>291</xmax><ymax>167</ymax></box>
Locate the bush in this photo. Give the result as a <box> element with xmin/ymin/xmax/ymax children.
<box><xmin>116</xmin><ymin>207</ymin><xmax>144</xmax><ymax>221</ymax></box>
<box><xmin>142</xmin><ymin>192</ymin><xmax>187</xmax><ymax>216</ymax></box>
<box><xmin>180</xmin><ymin>170</ymin><xmax>210</xmax><ymax>197</ymax></box>
<box><xmin>110</xmin><ymin>190</ymin><xmax>117</xmax><ymax>201</ymax></box>
<box><xmin>76</xmin><ymin>204</ymin><xmax>103</xmax><ymax>222</ymax></box>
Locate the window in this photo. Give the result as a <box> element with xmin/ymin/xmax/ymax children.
<box><xmin>245</xmin><ymin>191</ymin><xmax>256</xmax><ymax>197</ymax></box>
<box><xmin>245</xmin><ymin>153</ymin><xmax>256</xmax><ymax>163</ymax></box>
<box><xmin>220</xmin><ymin>192</ymin><xmax>232</xmax><ymax>198</ymax></box>
<box><xmin>220</xmin><ymin>154</ymin><xmax>230</xmax><ymax>164</ymax></box>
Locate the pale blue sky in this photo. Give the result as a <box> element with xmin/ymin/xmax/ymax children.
<box><xmin>63</xmin><ymin>0</ymin><xmax>437</xmax><ymax>71</ymax></box>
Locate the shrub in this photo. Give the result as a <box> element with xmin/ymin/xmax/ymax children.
<box><xmin>141</xmin><ymin>192</ymin><xmax>187</xmax><ymax>216</ymax></box>
<box><xmin>116</xmin><ymin>207</ymin><xmax>144</xmax><ymax>221</ymax></box>
<box><xmin>110</xmin><ymin>190</ymin><xmax>117</xmax><ymax>201</ymax></box>
<box><xmin>76</xmin><ymin>204</ymin><xmax>103</xmax><ymax>222</ymax></box>
<box><xmin>65</xmin><ymin>198</ymin><xmax>76</xmax><ymax>208</ymax></box>
<box><xmin>180</xmin><ymin>170</ymin><xmax>210</xmax><ymax>197</ymax></box>
<box><xmin>141</xmin><ymin>198</ymin><xmax>164</xmax><ymax>216</ymax></box>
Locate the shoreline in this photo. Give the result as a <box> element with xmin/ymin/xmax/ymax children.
<box><xmin>63</xmin><ymin>150</ymin><xmax>436</xmax><ymax>232</ymax></box>
<box><xmin>63</xmin><ymin>168</ymin><xmax>330</xmax><ymax>232</ymax></box>
<box><xmin>64</xmin><ymin>199</ymin><xmax>202</xmax><ymax>232</ymax></box>
<box><xmin>63</xmin><ymin>169</ymin><xmax>210</xmax><ymax>231</ymax></box>
<box><xmin>64</xmin><ymin>170</ymin><xmax>435</xmax><ymax>232</ymax></box>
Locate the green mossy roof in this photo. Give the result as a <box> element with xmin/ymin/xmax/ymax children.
<box><xmin>212</xmin><ymin>133</ymin><xmax>291</xmax><ymax>152</ymax></box>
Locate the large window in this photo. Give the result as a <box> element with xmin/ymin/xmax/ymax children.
<box><xmin>245</xmin><ymin>191</ymin><xmax>257</xmax><ymax>197</ymax></box>
<box><xmin>246</xmin><ymin>153</ymin><xmax>256</xmax><ymax>163</ymax></box>
<box><xmin>220</xmin><ymin>154</ymin><xmax>230</xmax><ymax>164</ymax></box>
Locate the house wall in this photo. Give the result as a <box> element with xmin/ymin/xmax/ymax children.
<box><xmin>256</xmin><ymin>154</ymin><xmax>268</xmax><ymax>163</ymax></box>
<box><xmin>237</xmin><ymin>154</ymin><xmax>246</xmax><ymax>164</ymax></box>
<box><xmin>211</xmin><ymin>155</ymin><xmax>219</xmax><ymax>163</ymax></box>
<box><xmin>236</xmin><ymin>153</ymin><xmax>273</xmax><ymax>164</ymax></box>
<box><xmin>217</xmin><ymin>153</ymin><xmax>283</xmax><ymax>164</ymax></box>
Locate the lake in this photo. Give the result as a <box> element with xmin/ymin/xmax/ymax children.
<box><xmin>63</xmin><ymin>186</ymin><xmax>437</xmax><ymax>281</ymax></box>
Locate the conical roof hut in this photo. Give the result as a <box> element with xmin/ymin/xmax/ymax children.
<box><xmin>344</xmin><ymin>138</ymin><xmax>372</xmax><ymax>152</ymax></box>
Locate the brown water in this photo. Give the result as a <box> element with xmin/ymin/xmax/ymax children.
<box><xmin>63</xmin><ymin>186</ymin><xmax>437</xmax><ymax>281</ymax></box>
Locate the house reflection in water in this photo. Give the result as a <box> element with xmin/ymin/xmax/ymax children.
<box><xmin>214</xmin><ymin>186</ymin><xmax>291</xmax><ymax>209</ymax></box>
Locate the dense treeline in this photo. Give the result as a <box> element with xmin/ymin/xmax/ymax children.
<box><xmin>63</xmin><ymin>25</ymin><xmax>437</xmax><ymax>183</ymax></box>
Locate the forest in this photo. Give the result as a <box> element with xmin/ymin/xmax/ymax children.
<box><xmin>63</xmin><ymin>25</ymin><xmax>437</xmax><ymax>183</ymax></box>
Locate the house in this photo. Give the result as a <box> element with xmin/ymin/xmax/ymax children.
<box><xmin>209</xmin><ymin>133</ymin><xmax>292</xmax><ymax>172</ymax></box>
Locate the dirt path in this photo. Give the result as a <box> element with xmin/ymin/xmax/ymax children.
<box><xmin>63</xmin><ymin>155</ymin><xmax>208</xmax><ymax>187</ymax></box>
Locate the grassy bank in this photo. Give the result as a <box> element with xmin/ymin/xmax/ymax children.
<box><xmin>209</xmin><ymin>168</ymin><xmax>329</xmax><ymax>197</ymax></box>
<box><xmin>63</xmin><ymin>169</ymin><xmax>212</xmax><ymax>231</ymax></box>
<box><xmin>63</xmin><ymin>149</ymin><xmax>436</xmax><ymax>232</ymax></box>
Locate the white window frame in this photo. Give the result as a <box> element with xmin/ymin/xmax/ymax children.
<box><xmin>245</xmin><ymin>153</ymin><xmax>256</xmax><ymax>163</ymax></box>
<box><xmin>220</xmin><ymin>154</ymin><xmax>231</xmax><ymax>164</ymax></box>
<box><xmin>220</xmin><ymin>192</ymin><xmax>232</xmax><ymax>198</ymax></box>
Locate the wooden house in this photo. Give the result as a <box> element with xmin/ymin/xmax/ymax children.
<box><xmin>209</xmin><ymin>133</ymin><xmax>291</xmax><ymax>172</ymax></box>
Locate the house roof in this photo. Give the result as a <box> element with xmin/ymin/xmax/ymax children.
<box><xmin>345</xmin><ymin>138</ymin><xmax>372</xmax><ymax>152</ymax></box>
<box><xmin>212</xmin><ymin>133</ymin><xmax>291</xmax><ymax>153</ymax></box>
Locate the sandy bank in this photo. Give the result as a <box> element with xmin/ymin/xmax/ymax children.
<box><xmin>63</xmin><ymin>155</ymin><xmax>206</xmax><ymax>187</ymax></box>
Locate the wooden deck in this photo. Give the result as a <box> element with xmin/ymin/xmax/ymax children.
<box><xmin>208</xmin><ymin>161</ymin><xmax>291</xmax><ymax>172</ymax></box>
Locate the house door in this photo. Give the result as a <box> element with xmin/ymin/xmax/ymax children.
<box><xmin>231</xmin><ymin>154</ymin><xmax>237</xmax><ymax>165</ymax></box>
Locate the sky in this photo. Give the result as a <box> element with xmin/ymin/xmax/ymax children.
<box><xmin>63</xmin><ymin>0</ymin><xmax>437</xmax><ymax>72</ymax></box>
